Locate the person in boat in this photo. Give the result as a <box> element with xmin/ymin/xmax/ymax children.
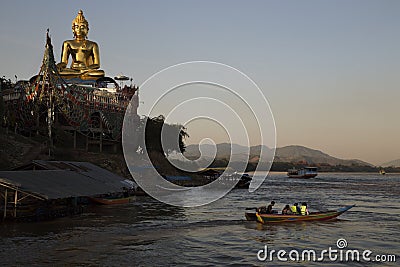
<box><xmin>282</xmin><ymin>204</ymin><xmax>292</xmax><ymax>215</ymax></box>
<box><xmin>257</xmin><ymin>206</ymin><xmax>267</xmax><ymax>214</ymax></box>
<box><xmin>266</xmin><ymin>201</ymin><xmax>275</xmax><ymax>214</ymax></box>
<box><xmin>290</xmin><ymin>203</ymin><xmax>300</xmax><ymax>214</ymax></box>
<box><xmin>300</xmin><ymin>202</ymin><xmax>309</xmax><ymax>215</ymax></box>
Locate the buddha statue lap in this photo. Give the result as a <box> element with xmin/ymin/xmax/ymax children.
<box><xmin>57</xmin><ymin>10</ymin><xmax>105</xmax><ymax>80</ymax></box>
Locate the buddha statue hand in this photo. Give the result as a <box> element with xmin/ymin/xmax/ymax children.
<box><xmin>87</xmin><ymin>63</ymin><xmax>100</xmax><ymax>70</ymax></box>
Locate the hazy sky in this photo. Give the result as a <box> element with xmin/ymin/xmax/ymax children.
<box><xmin>1</xmin><ymin>1</ymin><xmax>399</xmax><ymax>165</ymax></box>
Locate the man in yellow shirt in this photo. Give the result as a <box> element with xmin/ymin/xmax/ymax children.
<box><xmin>290</xmin><ymin>203</ymin><xmax>300</xmax><ymax>214</ymax></box>
<box><xmin>300</xmin><ymin>202</ymin><xmax>309</xmax><ymax>215</ymax></box>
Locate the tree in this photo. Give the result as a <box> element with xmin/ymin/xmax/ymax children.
<box><xmin>1</xmin><ymin>77</ymin><xmax>15</xmax><ymax>128</ymax></box>
<box><xmin>0</xmin><ymin>93</ymin><xmax>4</xmax><ymax>124</ymax></box>
<box><xmin>139</xmin><ymin>115</ymin><xmax>189</xmax><ymax>156</ymax></box>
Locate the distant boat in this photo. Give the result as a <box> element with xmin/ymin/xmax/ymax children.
<box><xmin>379</xmin><ymin>169</ymin><xmax>386</xmax><ymax>175</ymax></box>
<box><xmin>245</xmin><ymin>205</ymin><xmax>355</xmax><ymax>223</ymax></box>
<box><xmin>217</xmin><ymin>173</ymin><xmax>253</xmax><ymax>189</ymax></box>
<box><xmin>200</xmin><ymin>168</ymin><xmax>253</xmax><ymax>189</ymax></box>
<box><xmin>287</xmin><ymin>167</ymin><xmax>318</xmax><ymax>179</ymax></box>
<box><xmin>235</xmin><ymin>173</ymin><xmax>252</xmax><ymax>189</ymax></box>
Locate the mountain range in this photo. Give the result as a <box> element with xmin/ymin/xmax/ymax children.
<box><xmin>184</xmin><ymin>143</ymin><xmax>373</xmax><ymax>167</ymax></box>
<box><xmin>381</xmin><ymin>159</ymin><xmax>400</xmax><ymax>168</ymax></box>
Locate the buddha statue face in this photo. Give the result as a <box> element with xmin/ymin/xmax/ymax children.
<box><xmin>72</xmin><ymin>10</ymin><xmax>89</xmax><ymax>40</ymax></box>
<box><xmin>73</xmin><ymin>23</ymin><xmax>88</xmax><ymax>40</ymax></box>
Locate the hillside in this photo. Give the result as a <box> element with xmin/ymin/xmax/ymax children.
<box><xmin>382</xmin><ymin>159</ymin><xmax>400</xmax><ymax>168</ymax></box>
<box><xmin>275</xmin><ymin>145</ymin><xmax>371</xmax><ymax>166</ymax></box>
<box><xmin>0</xmin><ymin>129</ymin><xmax>46</xmax><ymax>169</ymax></box>
<box><xmin>185</xmin><ymin>143</ymin><xmax>248</xmax><ymax>158</ymax></box>
<box><xmin>184</xmin><ymin>143</ymin><xmax>372</xmax><ymax>167</ymax></box>
<box><xmin>0</xmin><ymin>129</ymin><xmax>128</xmax><ymax>176</ymax></box>
<box><xmin>185</xmin><ymin>143</ymin><xmax>273</xmax><ymax>160</ymax></box>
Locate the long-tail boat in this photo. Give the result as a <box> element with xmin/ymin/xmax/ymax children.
<box><xmin>245</xmin><ymin>205</ymin><xmax>354</xmax><ymax>224</ymax></box>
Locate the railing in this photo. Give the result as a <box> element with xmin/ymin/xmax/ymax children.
<box><xmin>2</xmin><ymin>84</ymin><xmax>139</xmax><ymax>113</ymax></box>
<box><xmin>83</xmin><ymin>91</ymin><xmax>137</xmax><ymax>111</ymax></box>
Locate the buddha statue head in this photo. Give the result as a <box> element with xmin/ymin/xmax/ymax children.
<box><xmin>72</xmin><ymin>10</ymin><xmax>89</xmax><ymax>41</ymax></box>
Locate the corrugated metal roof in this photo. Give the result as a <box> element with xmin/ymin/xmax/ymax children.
<box><xmin>0</xmin><ymin>169</ymin><xmax>129</xmax><ymax>200</ymax></box>
<box><xmin>31</xmin><ymin>160</ymin><xmax>132</xmax><ymax>188</ymax></box>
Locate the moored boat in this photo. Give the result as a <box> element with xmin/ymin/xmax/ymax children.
<box><xmin>287</xmin><ymin>167</ymin><xmax>318</xmax><ymax>178</ymax></box>
<box><xmin>233</xmin><ymin>173</ymin><xmax>252</xmax><ymax>189</ymax></box>
<box><xmin>89</xmin><ymin>196</ymin><xmax>134</xmax><ymax>205</ymax></box>
<box><xmin>201</xmin><ymin>168</ymin><xmax>253</xmax><ymax>189</ymax></box>
<box><xmin>245</xmin><ymin>205</ymin><xmax>354</xmax><ymax>224</ymax></box>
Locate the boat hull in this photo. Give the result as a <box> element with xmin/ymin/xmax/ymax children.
<box><xmin>287</xmin><ymin>167</ymin><xmax>318</xmax><ymax>179</ymax></box>
<box><xmin>245</xmin><ymin>212</ymin><xmax>257</xmax><ymax>221</ymax></box>
<box><xmin>89</xmin><ymin>196</ymin><xmax>134</xmax><ymax>205</ymax></box>
<box><xmin>287</xmin><ymin>173</ymin><xmax>317</xmax><ymax>179</ymax></box>
<box><xmin>245</xmin><ymin>205</ymin><xmax>354</xmax><ymax>224</ymax></box>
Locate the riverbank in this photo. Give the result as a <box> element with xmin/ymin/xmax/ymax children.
<box><xmin>0</xmin><ymin>129</ymin><xmax>210</xmax><ymax>185</ymax></box>
<box><xmin>1</xmin><ymin>129</ymin><xmax>398</xmax><ymax>178</ymax></box>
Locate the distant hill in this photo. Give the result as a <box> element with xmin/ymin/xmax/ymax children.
<box><xmin>274</xmin><ymin>145</ymin><xmax>371</xmax><ymax>166</ymax></box>
<box><xmin>185</xmin><ymin>143</ymin><xmax>249</xmax><ymax>158</ymax></box>
<box><xmin>184</xmin><ymin>143</ymin><xmax>372</xmax><ymax>167</ymax></box>
<box><xmin>381</xmin><ymin>159</ymin><xmax>400</xmax><ymax>168</ymax></box>
<box><xmin>184</xmin><ymin>143</ymin><xmax>273</xmax><ymax>162</ymax></box>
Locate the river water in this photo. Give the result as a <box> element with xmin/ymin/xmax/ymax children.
<box><xmin>0</xmin><ymin>172</ymin><xmax>399</xmax><ymax>266</ymax></box>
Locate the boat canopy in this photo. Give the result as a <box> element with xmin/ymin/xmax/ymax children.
<box><xmin>305</xmin><ymin>167</ymin><xmax>317</xmax><ymax>170</ymax></box>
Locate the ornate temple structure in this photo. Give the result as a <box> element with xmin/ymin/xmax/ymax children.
<box><xmin>1</xmin><ymin>11</ymin><xmax>139</xmax><ymax>151</ymax></box>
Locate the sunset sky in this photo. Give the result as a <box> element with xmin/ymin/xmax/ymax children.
<box><xmin>1</xmin><ymin>1</ymin><xmax>399</xmax><ymax>165</ymax></box>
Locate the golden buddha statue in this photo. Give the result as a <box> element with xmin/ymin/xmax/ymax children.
<box><xmin>57</xmin><ymin>10</ymin><xmax>105</xmax><ymax>80</ymax></box>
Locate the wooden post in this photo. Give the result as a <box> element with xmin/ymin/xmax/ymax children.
<box><xmin>3</xmin><ymin>188</ymin><xmax>7</xmax><ymax>219</ymax></box>
<box><xmin>100</xmin><ymin>119</ymin><xmax>103</xmax><ymax>153</ymax></box>
<box><xmin>73</xmin><ymin>130</ymin><xmax>77</xmax><ymax>149</ymax></box>
<box><xmin>13</xmin><ymin>189</ymin><xmax>18</xmax><ymax>218</ymax></box>
<box><xmin>36</xmin><ymin>108</ymin><xmax>40</xmax><ymax>135</ymax></box>
<box><xmin>48</xmin><ymin>90</ymin><xmax>53</xmax><ymax>156</ymax></box>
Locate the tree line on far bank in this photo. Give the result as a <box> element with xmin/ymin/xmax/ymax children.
<box><xmin>206</xmin><ymin>158</ymin><xmax>400</xmax><ymax>173</ymax></box>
